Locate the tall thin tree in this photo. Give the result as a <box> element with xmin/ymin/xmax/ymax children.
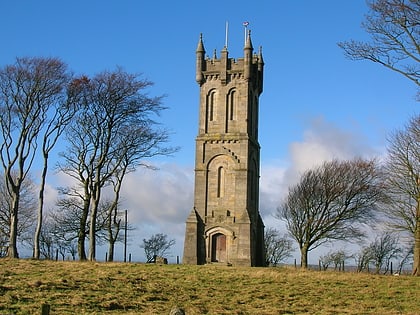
<box><xmin>0</xmin><ymin>57</ymin><xmax>70</xmax><ymax>258</ymax></box>
<box><xmin>33</xmin><ymin>73</ymin><xmax>78</xmax><ymax>259</ymax></box>
<box><xmin>57</xmin><ymin>68</ymin><xmax>175</xmax><ymax>261</ymax></box>
<box><xmin>383</xmin><ymin>114</ymin><xmax>420</xmax><ymax>275</ymax></box>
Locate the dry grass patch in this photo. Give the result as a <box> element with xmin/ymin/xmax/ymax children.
<box><xmin>0</xmin><ymin>259</ymin><xmax>418</xmax><ymax>314</ymax></box>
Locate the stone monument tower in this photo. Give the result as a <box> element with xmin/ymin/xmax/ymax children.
<box><xmin>183</xmin><ymin>30</ymin><xmax>265</xmax><ymax>266</ymax></box>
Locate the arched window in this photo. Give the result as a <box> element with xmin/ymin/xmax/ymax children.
<box><xmin>208</xmin><ymin>90</ymin><xmax>216</xmax><ymax>121</ymax></box>
<box><xmin>217</xmin><ymin>166</ymin><xmax>225</xmax><ymax>198</ymax></box>
<box><xmin>228</xmin><ymin>90</ymin><xmax>236</xmax><ymax>121</ymax></box>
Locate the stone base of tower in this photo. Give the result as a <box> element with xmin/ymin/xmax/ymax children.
<box><xmin>182</xmin><ymin>208</ymin><xmax>206</xmax><ymax>265</ymax></box>
<box><xmin>183</xmin><ymin>209</ymin><xmax>265</xmax><ymax>267</ymax></box>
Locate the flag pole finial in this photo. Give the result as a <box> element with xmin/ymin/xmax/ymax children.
<box><xmin>243</xmin><ymin>21</ymin><xmax>249</xmax><ymax>44</ymax></box>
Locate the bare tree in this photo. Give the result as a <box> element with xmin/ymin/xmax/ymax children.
<box><xmin>33</xmin><ymin>67</ymin><xmax>77</xmax><ymax>260</ymax></box>
<box><xmin>0</xmin><ymin>57</ymin><xmax>71</xmax><ymax>258</ymax></box>
<box><xmin>141</xmin><ymin>233</ymin><xmax>175</xmax><ymax>263</ymax></box>
<box><xmin>57</xmin><ymin>68</ymin><xmax>175</xmax><ymax>261</ymax></box>
<box><xmin>51</xmin><ymin>192</ymin><xmax>87</xmax><ymax>260</ymax></box>
<box><xmin>338</xmin><ymin>0</ymin><xmax>420</xmax><ymax>98</ymax></box>
<box><xmin>264</xmin><ymin>227</ymin><xmax>294</xmax><ymax>266</ymax></box>
<box><xmin>397</xmin><ymin>245</ymin><xmax>414</xmax><ymax>274</ymax></box>
<box><xmin>0</xmin><ymin>172</ymin><xmax>37</xmax><ymax>255</ymax></box>
<box><xmin>320</xmin><ymin>249</ymin><xmax>349</xmax><ymax>271</ymax></box>
<box><xmin>52</xmin><ymin>189</ymin><xmax>109</xmax><ymax>260</ymax></box>
<box><xmin>277</xmin><ymin>158</ymin><xmax>386</xmax><ymax>268</ymax></box>
<box><xmin>104</xmin><ymin>122</ymin><xmax>174</xmax><ymax>261</ymax></box>
<box><xmin>369</xmin><ymin>231</ymin><xmax>402</xmax><ymax>274</ymax></box>
<box><xmin>353</xmin><ymin>246</ymin><xmax>375</xmax><ymax>273</ymax></box>
<box><xmin>40</xmin><ymin>213</ymin><xmax>80</xmax><ymax>261</ymax></box>
<box><xmin>382</xmin><ymin>114</ymin><xmax>420</xmax><ymax>275</ymax></box>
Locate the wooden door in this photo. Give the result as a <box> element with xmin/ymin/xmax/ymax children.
<box><xmin>211</xmin><ymin>233</ymin><xmax>226</xmax><ymax>263</ymax></box>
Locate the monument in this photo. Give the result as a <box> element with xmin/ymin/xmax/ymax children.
<box><xmin>183</xmin><ymin>29</ymin><xmax>265</xmax><ymax>266</ymax></box>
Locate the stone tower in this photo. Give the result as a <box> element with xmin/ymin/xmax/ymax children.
<box><xmin>183</xmin><ymin>31</ymin><xmax>265</xmax><ymax>266</ymax></box>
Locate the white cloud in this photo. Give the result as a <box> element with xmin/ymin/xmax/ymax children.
<box><xmin>285</xmin><ymin>116</ymin><xmax>379</xmax><ymax>184</ymax></box>
<box><xmin>122</xmin><ymin>163</ymin><xmax>194</xmax><ymax>225</ymax></box>
<box><xmin>119</xmin><ymin>163</ymin><xmax>194</xmax><ymax>262</ymax></box>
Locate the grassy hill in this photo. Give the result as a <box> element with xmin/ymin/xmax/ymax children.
<box><xmin>0</xmin><ymin>259</ymin><xmax>418</xmax><ymax>314</ymax></box>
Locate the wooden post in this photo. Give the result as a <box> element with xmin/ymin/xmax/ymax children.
<box><xmin>124</xmin><ymin>210</ymin><xmax>128</xmax><ymax>263</ymax></box>
<box><xmin>41</xmin><ymin>304</ymin><xmax>50</xmax><ymax>315</ymax></box>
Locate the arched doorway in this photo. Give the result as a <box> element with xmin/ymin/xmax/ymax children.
<box><xmin>211</xmin><ymin>233</ymin><xmax>226</xmax><ymax>262</ymax></box>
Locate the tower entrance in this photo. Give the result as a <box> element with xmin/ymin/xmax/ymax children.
<box><xmin>183</xmin><ymin>29</ymin><xmax>265</xmax><ymax>266</ymax></box>
<box><xmin>211</xmin><ymin>233</ymin><xmax>226</xmax><ymax>263</ymax></box>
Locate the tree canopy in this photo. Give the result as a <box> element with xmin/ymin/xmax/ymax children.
<box><xmin>277</xmin><ymin>158</ymin><xmax>386</xmax><ymax>268</ymax></box>
<box><xmin>338</xmin><ymin>0</ymin><xmax>420</xmax><ymax>98</ymax></box>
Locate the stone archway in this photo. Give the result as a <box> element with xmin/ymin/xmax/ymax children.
<box><xmin>211</xmin><ymin>233</ymin><xmax>226</xmax><ymax>262</ymax></box>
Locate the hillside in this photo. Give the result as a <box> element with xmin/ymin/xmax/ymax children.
<box><xmin>0</xmin><ymin>259</ymin><xmax>418</xmax><ymax>314</ymax></box>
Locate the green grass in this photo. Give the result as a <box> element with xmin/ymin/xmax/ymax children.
<box><xmin>0</xmin><ymin>259</ymin><xmax>419</xmax><ymax>314</ymax></box>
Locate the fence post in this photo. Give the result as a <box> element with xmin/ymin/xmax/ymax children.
<box><xmin>41</xmin><ymin>304</ymin><xmax>50</xmax><ymax>315</ymax></box>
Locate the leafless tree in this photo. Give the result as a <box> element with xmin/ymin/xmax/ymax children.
<box><xmin>338</xmin><ymin>0</ymin><xmax>420</xmax><ymax>98</ymax></box>
<box><xmin>320</xmin><ymin>249</ymin><xmax>349</xmax><ymax>271</ymax></box>
<box><xmin>39</xmin><ymin>214</ymin><xmax>79</xmax><ymax>261</ymax></box>
<box><xmin>104</xmin><ymin>122</ymin><xmax>171</xmax><ymax>261</ymax></box>
<box><xmin>141</xmin><ymin>233</ymin><xmax>175</xmax><ymax>263</ymax></box>
<box><xmin>397</xmin><ymin>245</ymin><xmax>414</xmax><ymax>274</ymax></box>
<box><xmin>50</xmin><ymin>193</ymin><xmax>86</xmax><ymax>260</ymax></box>
<box><xmin>369</xmin><ymin>231</ymin><xmax>402</xmax><ymax>274</ymax></box>
<box><xmin>353</xmin><ymin>246</ymin><xmax>375</xmax><ymax>273</ymax></box>
<box><xmin>33</xmin><ymin>68</ymin><xmax>78</xmax><ymax>260</ymax></box>
<box><xmin>57</xmin><ymin>68</ymin><xmax>175</xmax><ymax>261</ymax></box>
<box><xmin>52</xmin><ymin>189</ymin><xmax>109</xmax><ymax>260</ymax></box>
<box><xmin>264</xmin><ymin>227</ymin><xmax>294</xmax><ymax>266</ymax></box>
<box><xmin>0</xmin><ymin>172</ymin><xmax>37</xmax><ymax>255</ymax></box>
<box><xmin>382</xmin><ymin>114</ymin><xmax>420</xmax><ymax>275</ymax></box>
<box><xmin>277</xmin><ymin>158</ymin><xmax>386</xmax><ymax>268</ymax></box>
<box><xmin>0</xmin><ymin>57</ymin><xmax>71</xmax><ymax>257</ymax></box>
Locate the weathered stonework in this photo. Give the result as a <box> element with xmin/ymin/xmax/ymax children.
<box><xmin>183</xmin><ymin>31</ymin><xmax>265</xmax><ymax>266</ymax></box>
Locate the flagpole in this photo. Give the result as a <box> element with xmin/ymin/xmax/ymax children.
<box><xmin>225</xmin><ymin>21</ymin><xmax>229</xmax><ymax>48</ymax></box>
<box><xmin>243</xmin><ymin>21</ymin><xmax>249</xmax><ymax>44</ymax></box>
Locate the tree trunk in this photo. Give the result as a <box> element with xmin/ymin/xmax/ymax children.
<box><xmin>88</xmin><ymin>209</ymin><xmax>96</xmax><ymax>261</ymax></box>
<box><xmin>108</xmin><ymin>239</ymin><xmax>115</xmax><ymax>262</ymax></box>
<box><xmin>78</xmin><ymin>182</ymin><xmax>91</xmax><ymax>261</ymax></box>
<box><xmin>88</xmin><ymin>187</ymin><xmax>100</xmax><ymax>261</ymax></box>
<box><xmin>7</xmin><ymin>194</ymin><xmax>20</xmax><ymax>258</ymax></box>
<box><xmin>78</xmin><ymin>230</ymin><xmax>87</xmax><ymax>261</ymax></box>
<box><xmin>413</xmin><ymin>199</ymin><xmax>420</xmax><ymax>276</ymax></box>
<box><xmin>300</xmin><ymin>245</ymin><xmax>309</xmax><ymax>269</ymax></box>
<box><xmin>34</xmin><ymin>154</ymin><xmax>48</xmax><ymax>259</ymax></box>
<box><xmin>78</xmin><ymin>205</ymin><xmax>89</xmax><ymax>261</ymax></box>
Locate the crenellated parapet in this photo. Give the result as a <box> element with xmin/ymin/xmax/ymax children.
<box><xmin>195</xmin><ymin>32</ymin><xmax>264</xmax><ymax>94</ymax></box>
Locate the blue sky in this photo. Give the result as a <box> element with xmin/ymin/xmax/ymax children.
<box><xmin>1</xmin><ymin>1</ymin><xmax>418</xmax><ymax>263</ymax></box>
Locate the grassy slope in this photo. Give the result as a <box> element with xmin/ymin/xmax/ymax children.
<box><xmin>0</xmin><ymin>259</ymin><xmax>419</xmax><ymax>314</ymax></box>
